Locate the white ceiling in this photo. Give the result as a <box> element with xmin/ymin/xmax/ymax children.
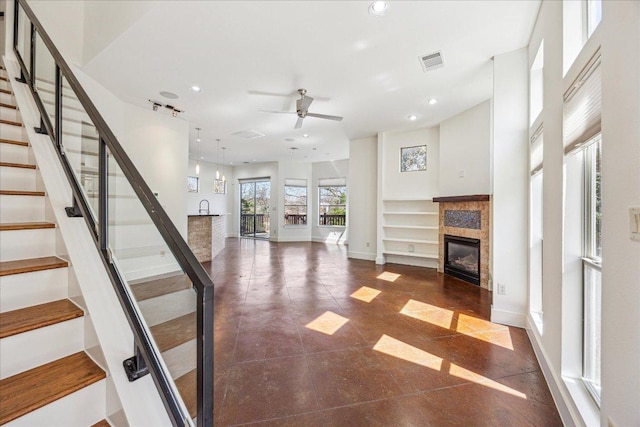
<box><xmin>82</xmin><ymin>0</ymin><xmax>540</xmax><ymax>166</ymax></box>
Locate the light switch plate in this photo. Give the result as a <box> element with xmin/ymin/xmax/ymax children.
<box><xmin>630</xmin><ymin>207</ymin><xmax>640</xmax><ymax>242</ymax></box>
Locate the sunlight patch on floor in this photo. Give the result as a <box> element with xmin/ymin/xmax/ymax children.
<box><xmin>449</xmin><ymin>364</ymin><xmax>527</xmax><ymax>399</ymax></box>
<box><xmin>400</xmin><ymin>300</ymin><xmax>454</xmax><ymax>329</ymax></box>
<box><xmin>350</xmin><ymin>286</ymin><xmax>382</xmax><ymax>303</ymax></box>
<box><xmin>373</xmin><ymin>334</ymin><xmax>526</xmax><ymax>400</ymax></box>
<box><xmin>305</xmin><ymin>311</ymin><xmax>349</xmax><ymax>335</ymax></box>
<box><xmin>377</xmin><ymin>271</ymin><xmax>401</xmax><ymax>282</ymax></box>
<box><xmin>373</xmin><ymin>334</ymin><xmax>443</xmax><ymax>370</ymax></box>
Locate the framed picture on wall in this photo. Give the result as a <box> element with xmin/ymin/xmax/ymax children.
<box><xmin>213</xmin><ymin>179</ymin><xmax>226</xmax><ymax>194</ymax></box>
<box><xmin>400</xmin><ymin>145</ymin><xmax>427</xmax><ymax>172</ymax></box>
<box><xmin>187</xmin><ymin>176</ymin><xmax>199</xmax><ymax>193</ymax></box>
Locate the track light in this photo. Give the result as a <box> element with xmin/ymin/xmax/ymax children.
<box><xmin>149</xmin><ymin>99</ymin><xmax>183</xmax><ymax>117</ymax></box>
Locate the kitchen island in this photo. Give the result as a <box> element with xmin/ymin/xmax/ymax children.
<box><xmin>187</xmin><ymin>214</ymin><xmax>226</xmax><ymax>262</ymax></box>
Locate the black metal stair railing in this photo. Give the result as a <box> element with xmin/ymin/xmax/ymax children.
<box><xmin>11</xmin><ymin>0</ymin><xmax>214</xmax><ymax>425</ymax></box>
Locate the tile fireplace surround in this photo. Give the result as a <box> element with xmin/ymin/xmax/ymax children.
<box><xmin>433</xmin><ymin>195</ymin><xmax>490</xmax><ymax>289</ymax></box>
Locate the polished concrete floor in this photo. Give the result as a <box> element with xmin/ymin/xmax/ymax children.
<box><xmin>200</xmin><ymin>238</ymin><xmax>561</xmax><ymax>426</ymax></box>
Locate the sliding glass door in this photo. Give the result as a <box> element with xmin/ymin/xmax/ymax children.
<box><xmin>240</xmin><ymin>179</ymin><xmax>270</xmax><ymax>239</ymax></box>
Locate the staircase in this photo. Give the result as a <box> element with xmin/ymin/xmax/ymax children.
<box><xmin>0</xmin><ymin>64</ymin><xmax>109</xmax><ymax>426</ymax></box>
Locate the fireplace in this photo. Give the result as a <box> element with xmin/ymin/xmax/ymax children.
<box><xmin>444</xmin><ymin>235</ymin><xmax>480</xmax><ymax>286</ymax></box>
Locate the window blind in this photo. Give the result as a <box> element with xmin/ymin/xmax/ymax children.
<box><xmin>530</xmin><ymin>124</ymin><xmax>543</xmax><ymax>176</ymax></box>
<box><xmin>318</xmin><ymin>177</ymin><xmax>346</xmax><ymax>187</ymax></box>
<box><xmin>563</xmin><ymin>50</ymin><xmax>601</xmax><ymax>154</ymax></box>
<box><xmin>284</xmin><ymin>178</ymin><xmax>307</xmax><ymax>187</ymax></box>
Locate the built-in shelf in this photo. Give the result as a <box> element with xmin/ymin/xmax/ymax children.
<box><xmin>383</xmin><ymin>225</ymin><xmax>437</xmax><ymax>230</ymax></box>
<box><xmin>383</xmin><ymin>250</ymin><xmax>438</xmax><ymax>259</ymax></box>
<box><xmin>380</xmin><ymin>199</ymin><xmax>439</xmax><ymax>265</ymax></box>
<box><xmin>383</xmin><ymin>212</ymin><xmax>438</xmax><ymax>216</ymax></box>
<box><xmin>383</xmin><ymin>238</ymin><xmax>438</xmax><ymax>244</ymax></box>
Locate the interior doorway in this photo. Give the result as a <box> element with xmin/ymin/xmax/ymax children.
<box><xmin>240</xmin><ymin>178</ymin><xmax>271</xmax><ymax>239</ymax></box>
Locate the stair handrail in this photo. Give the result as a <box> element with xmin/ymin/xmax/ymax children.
<box><xmin>11</xmin><ymin>1</ymin><xmax>214</xmax><ymax>426</ymax></box>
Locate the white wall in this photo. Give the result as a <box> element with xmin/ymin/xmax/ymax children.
<box><xmin>277</xmin><ymin>161</ymin><xmax>312</xmax><ymax>243</ymax></box>
<box><xmin>600</xmin><ymin>2</ymin><xmax>640</xmax><ymax>426</ymax></box>
<box><xmin>439</xmin><ymin>100</ymin><xmax>491</xmax><ymax>196</ymax></box>
<box><xmin>82</xmin><ymin>1</ymin><xmax>158</xmax><ymax>65</ymax></box>
<box><xmin>380</xmin><ymin>127</ymin><xmax>440</xmax><ymax>199</ymax></box>
<box><xmin>348</xmin><ymin>137</ymin><xmax>377</xmax><ymax>261</ymax></box>
<box><xmin>27</xmin><ymin>0</ymin><xmax>84</xmax><ymax>66</ymax></box>
<box><xmin>186</xmin><ymin>159</ymin><xmax>233</xmax><ymax>237</ymax></box>
<box><xmin>121</xmin><ymin>105</ymin><xmax>189</xmax><ymax>237</ymax></box>
<box><xmin>311</xmin><ymin>159</ymin><xmax>349</xmax><ymax>244</ymax></box>
<box><xmin>491</xmin><ymin>48</ymin><xmax>529</xmax><ymax>327</ymax></box>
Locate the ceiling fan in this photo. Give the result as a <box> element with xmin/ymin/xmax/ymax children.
<box><xmin>261</xmin><ymin>89</ymin><xmax>343</xmax><ymax>129</ymax></box>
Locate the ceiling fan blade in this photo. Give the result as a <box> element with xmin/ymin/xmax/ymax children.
<box><xmin>294</xmin><ymin>117</ymin><xmax>304</xmax><ymax>129</ymax></box>
<box><xmin>305</xmin><ymin>112</ymin><xmax>343</xmax><ymax>121</ymax></box>
<box><xmin>259</xmin><ymin>110</ymin><xmax>297</xmax><ymax>114</ymax></box>
<box><xmin>297</xmin><ymin>95</ymin><xmax>314</xmax><ymax>113</ymax></box>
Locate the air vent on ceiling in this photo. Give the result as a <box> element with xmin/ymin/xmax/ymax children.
<box><xmin>232</xmin><ymin>129</ymin><xmax>266</xmax><ymax>139</ymax></box>
<box><xmin>419</xmin><ymin>50</ymin><xmax>444</xmax><ymax>72</ymax></box>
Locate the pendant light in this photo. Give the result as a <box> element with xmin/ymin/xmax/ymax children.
<box><xmin>216</xmin><ymin>139</ymin><xmax>221</xmax><ymax>180</ymax></box>
<box><xmin>221</xmin><ymin>147</ymin><xmax>227</xmax><ymax>182</ymax></box>
<box><xmin>195</xmin><ymin>127</ymin><xmax>201</xmax><ymax>175</ymax></box>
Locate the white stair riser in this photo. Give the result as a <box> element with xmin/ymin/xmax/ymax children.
<box><xmin>0</xmin><ymin>317</ymin><xmax>84</xmax><ymax>379</ymax></box>
<box><xmin>4</xmin><ymin>379</ymin><xmax>106</xmax><ymax>427</ymax></box>
<box><xmin>0</xmin><ymin>166</ymin><xmax>37</xmax><ymax>191</ymax></box>
<box><xmin>0</xmin><ymin>106</ymin><xmax>21</xmax><ymax>122</ymax></box>
<box><xmin>0</xmin><ymin>194</ymin><xmax>46</xmax><ymax>222</ymax></box>
<box><xmin>0</xmin><ymin>228</ymin><xmax>57</xmax><ymax>262</ymax></box>
<box><xmin>0</xmin><ymin>92</ymin><xmax>16</xmax><ymax>105</ymax></box>
<box><xmin>0</xmin><ymin>143</ymin><xmax>30</xmax><ymax>164</ymax></box>
<box><xmin>0</xmin><ymin>267</ymin><xmax>68</xmax><ymax>312</ymax></box>
<box><xmin>0</xmin><ymin>123</ymin><xmax>26</xmax><ymax>141</ymax></box>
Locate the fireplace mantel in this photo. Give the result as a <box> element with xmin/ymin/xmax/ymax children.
<box><xmin>433</xmin><ymin>194</ymin><xmax>490</xmax><ymax>203</ymax></box>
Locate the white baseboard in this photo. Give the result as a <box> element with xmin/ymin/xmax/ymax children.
<box><xmin>312</xmin><ymin>236</ymin><xmax>346</xmax><ymax>245</ymax></box>
<box><xmin>375</xmin><ymin>256</ymin><xmax>386</xmax><ymax>265</ymax></box>
<box><xmin>275</xmin><ymin>236</ymin><xmax>311</xmax><ymax>243</ymax></box>
<box><xmin>490</xmin><ymin>307</ymin><xmax>526</xmax><ymax>328</ymax></box>
<box><xmin>526</xmin><ymin>313</ymin><xmax>587</xmax><ymax>427</ymax></box>
<box><xmin>348</xmin><ymin>251</ymin><xmax>376</xmax><ymax>261</ymax></box>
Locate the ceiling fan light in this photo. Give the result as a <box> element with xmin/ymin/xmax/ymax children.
<box><xmin>369</xmin><ymin>1</ymin><xmax>388</xmax><ymax>17</ymax></box>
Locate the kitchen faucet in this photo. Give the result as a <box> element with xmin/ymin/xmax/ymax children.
<box><xmin>199</xmin><ymin>199</ymin><xmax>210</xmax><ymax>215</ymax></box>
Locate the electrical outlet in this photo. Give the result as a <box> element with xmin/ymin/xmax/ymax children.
<box><xmin>408</xmin><ymin>244</ymin><xmax>414</xmax><ymax>253</ymax></box>
<box><xmin>497</xmin><ymin>283</ymin><xmax>506</xmax><ymax>295</ymax></box>
<box><xmin>630</xmin><ymin>207</ymin><xmax>640</xmax><ymax>241</ymax></box>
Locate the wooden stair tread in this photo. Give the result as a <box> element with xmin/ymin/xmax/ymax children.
<box><xmin>151</xmin><ymin>312</ymin><xmax>196</xmax><ymax>352</ymax></box>
<box><xmin>0</xmin><ymin>162</ymin><xmax>36</xmax><ymax>169</ymax></box>
<box><xmin>91</xmin><ymin>420</ymin><xmax>111</xmax><ymax>427</ymax></box>
<box><xmin>0</xmin><ymin>138</ymin><xmax>28</xmax><ymax>147</ymax></box>
<box><xmin>0</xmin><ymin>352</ymin><xmax>105</xmax><ymax>425</ymax></box>
<box><xmin>0</xmin><ymin>88</ymin><xmax>11</xmax><ymax>95</ymax></box>
<box><xmin>0</xmin><ymin>119</ymin><xmax>22</xmax><ymax>127</ymax></box>
<box><xmin>130</xmin><ymin>274</ymin><xmax>191</xmax><ymax>301</ymax></box>
<box><xmin>0</xmin><ymin>222</ymin><xmax>55</xmax><ymax>231</ymax></box>
<box><xmin>0</xmin><ymin>102</ymin><xmax>17</xmax><ymax>110</ymax></box>
<box><xmin>0</xmin><ymin>77</ymin><xmax>8</xmax><ymax>82</ymax></box>
<box><xmin>0</xmin><ymin>190</ymin><xmax>45</xmax><ymax>196</ymax></box>
<box><xmin>0</xmin><ymin>256</ymin><xmax>68</xmax><ymax>277</ymax></box>
<box><xmin>174</xmin><ymin>369</ymin><xmax>197</xmax><ymax>419</ymax></box>
<box><xmin>0</xmin><ymin>299</ymin><xmax>83</xmax><ymax>339</ymax></box>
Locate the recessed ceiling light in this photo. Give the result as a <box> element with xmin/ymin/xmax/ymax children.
<box><xmin>408</xmin><ymin>114</ymin><xmax>417</xmax><ymax>121</ymax></box>
<box><xmin>160</xmin><ymin>91</ymin><xmax>178</xmax><ymax>99</ymax></box>
<box><xmin>191</xmin><ymin>85</ymin><xmax>202</xmax><ymax>93</ymax></box>
<box><xmin>303</xmin><ymin>134</ymin><xmax>309</xmax><ymax>138</ymax></box>
<box><xmin>368</xmin><ymin>1</ymin><xmax>388</xmax><ymax>17</ymax></box>
<box><xmin>428</xmin><ymin>98</ymin><xmax>438</xmax><ymax>105</ymax></box>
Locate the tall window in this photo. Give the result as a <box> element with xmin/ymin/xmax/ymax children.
<box><xmin>582</xmin><ymin>136</ymin><xmax>602</xmax><ymax>404</ymax></box>
<box><xmin>529</xmin><ymin>129</ymin><xmax>544</xmax><ymax>324</ymax></box>
<box><xmin>530</xmin><ymin>42</ymin><xmax>544</xmax><ymax>125</ymax></box>
<box><xmin>587</xmin><ymin>0</ymin><xmax>603</xmax><ymax>38</ymax></box>
<box><xmin>318</xmin><ymin>178</ymin><xmax>346</xmax><ymax>226</ymax></box>
<box><xmin>284</xmin><ymin>179</ymin><xmax>307</xmax><ymax>225</ymax></box>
